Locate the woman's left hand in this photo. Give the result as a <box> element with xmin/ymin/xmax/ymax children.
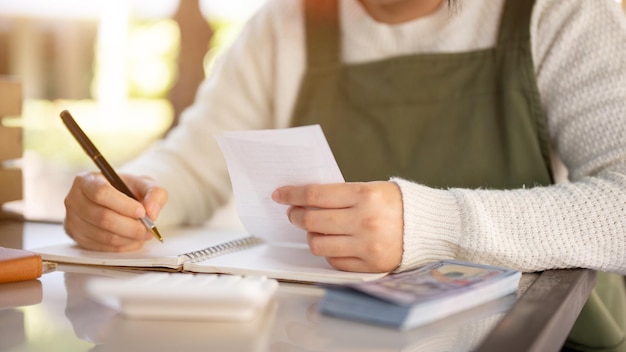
<box><xmin>272</xmin><ymin>181</ymin><xmax>404</xmax><ymax>273</ymax></box>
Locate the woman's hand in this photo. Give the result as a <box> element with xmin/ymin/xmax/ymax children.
<box><xmin>63</xmin><ymin>171</ymin><xmax>168</xmax><ymax>252</ymax></box>
<box><xmin>272</xmin><ymin>181</ymin><xmax>404</xmax><ymax>273</ymax></box>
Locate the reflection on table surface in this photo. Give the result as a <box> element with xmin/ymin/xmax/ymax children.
<box><xmin>0</xmin><ymin>261</ymin><xmax>515</xmax><ymax>352</ymax></box>
<box><xmin>10</xmin><ymin>220</ymin><xmax>593</xmax><ymax>352</ymax></box>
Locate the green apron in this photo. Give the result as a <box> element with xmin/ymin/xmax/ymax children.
<box><xmin>290</xmin><ymin>0</ymin><xmax>626</xmax><ymax>350</ymax></box>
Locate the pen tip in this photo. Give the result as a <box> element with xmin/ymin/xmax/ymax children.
<box><xmin>151</xmin><ymin>227</ymin><xmax>164</xmax><ymax>243</ymax></box>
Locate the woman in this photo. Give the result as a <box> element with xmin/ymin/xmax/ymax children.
<box><xmin>64</xmin><ymin>1</ymin><xmax>626</xmax><ymax>350</ymax></box>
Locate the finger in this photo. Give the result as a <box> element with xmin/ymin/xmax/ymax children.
<box><xmin>144</xmin><ymin>187</ymin><xmax>167</xmax><ymax>220</ymax></box>
<box><xmin>272</xmin><ymin>183</ymin><xmax>364</xmax><ymax>208</ymax></box>
<box><xmin>306</xmin><ymin>230</ymin><xmax>375</xmax><ymax>271</ymax></box>
<box><xmin>306</xmin><ymin>232</ymin><xmax>354</xmax><ymax>257</ymax></box>
<box><xmin>325</xmin><ymin>257</ymin><xmax>379</xmax><ymax>273</ymax></box>
<box><xmin>307</xmin><ymin>232</ymin><xmax>402</xmax><ymax>273</ymax></box>
<box><xmin>121</xmin><ymin>175</ymin><xmax>168</xmax><ymax>220</ymax></box>
<box><xmin>79</xmin><ymin>201</ymin><xmax>152</xmax><ymax>242</ymax></box>
<box><xmin>77</xmin><ymin>236</ymin><xmax>146</xmax><ymax>252</ymax></box>
<box><xmin>64</xmin><ymin>216</ymin><xmax>147</xmax><ymax>252</ymax></box>
<box><xmin>80</xmin><ymin>173</ymin><xmax>145</xmax><ymax>218</ymax></box>
<box><xmin>288</xmin><ymin>206</ymin><xmax>358</xmax><ymax>235</ymax></box>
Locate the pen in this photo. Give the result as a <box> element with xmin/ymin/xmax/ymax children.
<box><xmin>59</xmin><ymin>110</ymin><xmax>164</xmax><ymax>243</ymax></box>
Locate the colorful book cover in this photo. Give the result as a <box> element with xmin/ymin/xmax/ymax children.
<box><xmin>318</xmin><ymin>260</ymin><xmax>521</xmax><ymax>329</ymax></box>
<box><xmin>349</xmin><ymin>260</ymin><xmax>518</xmax><ymax>306</ymax></box>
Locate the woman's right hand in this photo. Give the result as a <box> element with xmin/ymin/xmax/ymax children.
<box><xmin>63</xmin><ymin>172</ymin><xmax>168</xmax><ymax>252</ymax></box>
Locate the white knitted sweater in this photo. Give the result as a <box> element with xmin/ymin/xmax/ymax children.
<box><xmin>123</xmin><ymin>0</ymin><xmax>626</xmax><ymax>274</ymax></box>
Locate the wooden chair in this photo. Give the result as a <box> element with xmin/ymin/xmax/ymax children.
<box><xmin>0</xmin><ymin>77</ymin><xmax>23</xmax><ymax>220</ymax></box>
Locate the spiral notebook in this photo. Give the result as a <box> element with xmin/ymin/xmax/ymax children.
<box><xmin>30</xmin><ymin>223</ymin><xmax>387</xmax><ymax>284</ymax></box>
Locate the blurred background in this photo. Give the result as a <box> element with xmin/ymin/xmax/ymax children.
<box><xmin>0</xmin><ymin>0</ymin><xmax>624</xmax><ymax>222</ymax></box>
<box><xmin>0</xmin><ymin>0</ymin><xmax>266</xmax><ymax>222</ymax></box>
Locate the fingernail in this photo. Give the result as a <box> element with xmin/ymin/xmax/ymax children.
<box><xmin>148</xmin><ymin>203</ymin><xmax>160</xmax><ymax>218</ymax></box>
<box><xmin>271</xmin><ymin>189</ymin><xmax>280</xmax><ymax>202</ymax></box>
<box><xmin>134</xmin><ymin>207</ymin><xmax>145</xmax><ymax>218</ymax></box>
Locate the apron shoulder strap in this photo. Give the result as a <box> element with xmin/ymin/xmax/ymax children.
<box><xmin>303</xmin><ymin>0</ymin><xmax>340</xmax><ymax>67</ymax></box>
<box><xmin>497</xmin><ymin>0</ymin><xmax>536</xmax><ymax>44</ymax></box>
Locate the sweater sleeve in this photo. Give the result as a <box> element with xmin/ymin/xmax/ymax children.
<box><xmin>120</xmin><ymin>2</ymin><xmax>282</xmax><ymax>227</ymax></box>
<box><xmin>394</xmin><ymin>0</ymin><xmax>626</xmax><ymax>274</ymax></box>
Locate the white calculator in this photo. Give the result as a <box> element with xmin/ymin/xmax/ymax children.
<box><xmin>86</xmin><ymin>272</ymin><xmax>278</xmax><ymax>321</ymax></box>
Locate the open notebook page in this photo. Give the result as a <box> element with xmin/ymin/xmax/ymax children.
<box><xmin>31</xmin><ymin>223</ymin><xmax>252</xmax><ymax>269</ymax></box>
<box><xmin>183</xmin><ymin>242</ymin><xmax>387</xmax><ymax>284</ymax></box>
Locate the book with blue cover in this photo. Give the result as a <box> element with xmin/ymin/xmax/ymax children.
<box><xmin>318</xmin><ymin>260</ymin><xmax>521</xmax><ymax>330</ymax></box>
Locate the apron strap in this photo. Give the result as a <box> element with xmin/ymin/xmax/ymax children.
<box><xmin>304</xmin><ymin>0</ymin><xmax>340</xmax><ymax>67</ymax></box>
<box><xmin>497</xmin><ymin>0</ymin><xmax>554</xmax><ymax>183</ymax></box>
<box><xmin>497</xmin><ymin>0</ymin><xmax>535</xmax><ymax>44</ymax></box>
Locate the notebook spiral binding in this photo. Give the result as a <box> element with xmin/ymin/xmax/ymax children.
<box><xmin>182</xmin><ymin>236</ymin><xmax>265</xmax><ymax>263</ymax></box>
